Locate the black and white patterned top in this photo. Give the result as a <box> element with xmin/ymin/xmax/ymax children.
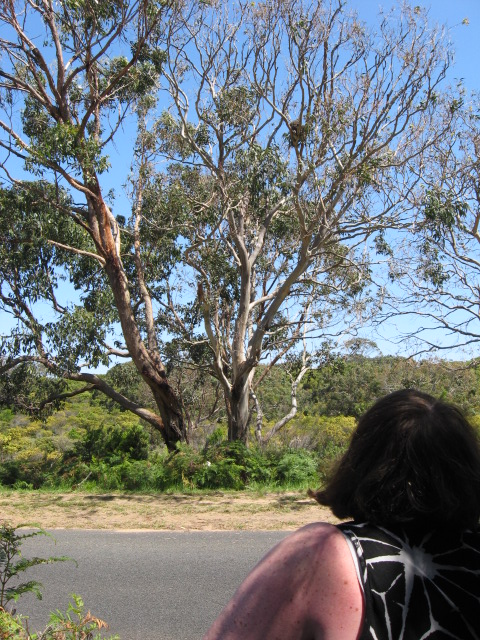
<box><xmin>338</xmin><ymin>522</ymin><xmax>480</xmax><ymax>640</ymax></box>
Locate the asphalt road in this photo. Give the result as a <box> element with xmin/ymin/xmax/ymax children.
<box><xmin>17</xmin><ymin>530</ymin><xmax>290</xmax><ymax>640</ymax></box>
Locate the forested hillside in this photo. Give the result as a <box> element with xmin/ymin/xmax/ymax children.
<box><xmin>0</xmin><ymin>356</ymin><xmax>478</xmax><ymax>492</ymax></box>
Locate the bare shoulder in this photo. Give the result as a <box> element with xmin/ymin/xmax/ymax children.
<box><xmin>292</xmin><ymin>523</ymin><xmax>364</xmax><ymax>638</ymax></box>
<box><xmin>259</xmin><ymin>521</ymin><xmax>350</xmax><ymax>575</ymax></box>
<box><xmin>279</xmin><ymin>520</ymin><xmax>347</xmax><ymax>550</ymax></box>
<box><xmin>269</xmin><ymin>521</ymin><xmax>358</xmax><ymax>579</ymax></box>
<box><xmin>203</xmin><ymin>522</ymin><xmax>364</xmax><ymax>640</ymax></box>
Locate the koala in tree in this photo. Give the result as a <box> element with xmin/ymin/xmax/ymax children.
<box><xmin>289</xmin><ymin>117</ymin><xmax>306</xmax><ymax>147</ymax></box>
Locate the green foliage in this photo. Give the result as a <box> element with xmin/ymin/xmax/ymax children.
<box><xmin>301</xmin><ymin>355</ymin><xmax>480</xmax><ymax>418</ymax></box>
<box><xmin>148</xmin><ymin>440</ymin><xmax>319</xmax><ymax>491</ymax></box>
<box><xmin>0</xmin><ymin>410</ymin><xmax>14</xmax><ymax>426</ymax></box>
<box><xmin>314</xmin><ymin>416</ymin><xmax>356</xmax><ymax>457</ymax></box>
<box><xmin>74</xmin><ymin>423</ymin><xmax>150</xmax><ymax>463</ymax></box>
<box><xmin>230</xmin><ymin>144</ymin><xmax>290</xmax><ymax>215</ymax></box>
<box><xmin>416</xmin><ymin>241</ymin><xmax>450</xmax><ymax>287</ymax></box>
<box><xmin>45</xmin><ymin>308</ymin><xmax>111</xmax><ymax>373</ymax></box>
<box><xmin>43</xmin><ymin>593</ymin><xmax>120</xmax><ymax>639</ymax></box>
<box><xmin>0</xmin><ymin>608</ymin><xmax>26</xmax><ymax>639</ymax></box>
<box><xmin>423</xmin><ymin>188</ymin><xmax>468</xmax><ymax>241</ymax></box>
<box><xmin>275</xmin><ymin>450</ymin><xmax>318</xmax><ymax>485</ymax></box>
<box><xmin>101</xmin><ymin>363</ymin><xmax>154</xmax><ymax>411</ymax></box>
<box><xmin>0</xmin><ymin>596</ymin><xmax>118</xmax><ymax>639</ymax></box>
<box><xmin>22</xmin><ymin>104</ymin><xmax>109</xmax><ymax>177</ymax></box>
<box><xmin>0</xmin><ymin>524</ymin><xmax>116</xmax><ymax>638</ymax></box>
<box><xmin>0</xmin><ymin>364</ymin><xmax>67</xmax><ymax>418</ymax></box>
<box><xmin>214</xmin><ymin>85</ymin><xmax>257</xmax><ymax>129</ymax></box>
<box><xmin>0</xmin><ymin>182</ymin><xmax>116</xmax><ymax>374</ymax></box>
<box><xmin>105</xmin><ymin>49</ymin><xmax>166</xmax><ymax>101</ymax></box>
<box><xmin>199</xmin><ymin>440</ymin><xmax>272</xmax><ymax>488</ymax></box>
<box><xmin>0</xmin><ymin>524</ymin><xmax>72</xmax><ymax>611</ymax></box>
<box><xmin>0</xmin><ymin>392</ymin><xmax>155</xmax><ymax>489</ymax></box>
<box><xmin>1</xmin><ymin>356</ymin><xmax>480</xmax><ymax>492</ymax></box>
<box><xmin>40</xmin><ymin>439</ymin><xmax>326</xmax><ymax>492</ymax></box>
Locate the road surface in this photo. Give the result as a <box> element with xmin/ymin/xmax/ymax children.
<box><xmin>17</xmin><ymin>529</ymin><xmax>290</xmax><ymax>640</ymax></box>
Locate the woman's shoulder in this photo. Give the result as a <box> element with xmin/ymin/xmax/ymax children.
<box><xmin>264</xmin><ymin>522</ymin><xmax>364</xmax><ymax>639</ymax></box>
<box><xmin>203</xmin><ymin>521</ymin><xmax>364</xmax><ymax>640</ymax></box>
<box><xmin>274</xmin><ymin>521</ymin><xmax>361</xmax><ymax>576</ymax></box>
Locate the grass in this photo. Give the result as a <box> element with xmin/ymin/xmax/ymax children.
<box><xmin>0</xmin><ymin>488</ymin><xmax>338</xmax><ymax>531</ymax></box>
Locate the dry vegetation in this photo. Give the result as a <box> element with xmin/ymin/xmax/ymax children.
<box><xmin>0</xmin><ymin>491</ymin><xmax>339</xmax><ymax>531</ymax></box>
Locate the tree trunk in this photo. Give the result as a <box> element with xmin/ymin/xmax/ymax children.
<box><xmin>91</xmin><ymin>192</ymin><xmax>187</xmax><ymax>450</ymax></box>
<box><xmin>227</xmin><ymin>374</ymin><xmax>253</xmax><ymax>443</ymax></box>
<box><xmin>145</xmin><ymin>375</ymin><xmax>187</xmax><ymax>449</ymax></box>
<box><xmin>260</xmin><ymin>365</ymin><xmax>310</xmax><ymax>445</ymax></box>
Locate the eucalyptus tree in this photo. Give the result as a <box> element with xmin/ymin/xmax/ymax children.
<box><xmin>379</xmin><ymin>97</ymin><xmax>480</xmax><ymax>359</ymax></box>
<box><xmin>143</xmin><ymin>0</ymin><xmax>453</xmax><ymax>442</ymax></box>
<box><xmin>0</xmin><ymin>0</ymin><xmax>188</xmax><ymax>448</ymax></box>
<box><xmin>0</xmin><ymin>0</ymin><xmax>455</xmax><ymax>446</ymax></box>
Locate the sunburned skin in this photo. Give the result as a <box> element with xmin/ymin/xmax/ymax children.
<box><xmin>203</xmin><ymin>522</ymin><xmax>364</xmax><ymax>640</ymax></box>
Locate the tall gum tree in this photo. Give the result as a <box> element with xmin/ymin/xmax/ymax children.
<box><xmin>0</xmin><ymin>0</ymin><xmax>456</xmax><ymax>445</ymax></box>
<box><xmin>0</xmin><ymin>0</ymin><xmax>187</xmax><ymax>448</ymax></box>
<box><xmin>144</xmin><ymin>0</ymin><xmax>453</xmax><ymax>442</ymax></box>
<box><xmin>379</xmin><ymin>95</ymin><xmax>480</xmax><ymax>359</ymax></box>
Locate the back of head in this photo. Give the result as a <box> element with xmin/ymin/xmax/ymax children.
<box><xmin>312</xmin><ymin>389</ymin><xmax>480</xmax><ymax>530</ymax></box>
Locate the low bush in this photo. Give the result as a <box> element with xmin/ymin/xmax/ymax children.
<box><xmin>0</xmin><ymin>523</ymin><xmax>118</xmax><ymax>639</ymax></box>
<box><xmin>0</xmin><ymin>596</ymin><xmax>119</xmax><ymax>639</ymax></box>
<box><xmin>0</xmin><ymin>409</ymin><xmax>356</xmax><ymax>491</ymax></box>
<box><xmin>275</xmin><ymin>449</ymin><xmax>319</xmax><ymax>485</ymax></box>
<box><xmin>0</xmin><ymin>439</ymin><xmax>340</xmax><ymax>492</ymax></box>
<box><xmin>74</xmin><ymin>424</ymin><xmax>149</xmax><ymax>463</ymax></box>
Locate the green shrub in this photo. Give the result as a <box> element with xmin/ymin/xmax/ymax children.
<box><xmin>0</xmin><ymin>525</ymin><xmax>118</xmax><ymax>638</ymax></box>
<box><xmin>314</xmin><ymin>416</ymin><xmax>355</xmax><ymax>456</ymax></box>
<box><xmin>0</xmin><ymin>460</ymin><xmax>21</xmax><ymax>486</ymax></box>
<box><xmin>0</xmin><ymin>524</ymin><xmax>72</xmax><ymax>611</ymax></box>
<box><xmin>42</xmin><ymin>593</ymin><xmax>120</xmax><ymax>639</ymax></box>
<box><xmin>0</xmin><ymin>459</ymin><xmax>50</xmax><ymax>490</ymax></box>
<box><xmin>0</xmin><ymin>608</ymin><xmax>26</xmax><ymax>639</ymax></box>
<box><xmin>158</xmin><ymin>443</ymin><xmax>204</xmax><ymax>489</ymax></box>
<box><xmin>0</xmin><ymin>408</ymin><xmax>15</xmax><ymax>426</ymax></box>
<box><xmin>204</xmin><ymin>427</ymin><xmax>226</xmax><ymax>448</ymax></box>
<box><xmin>118</xmin><ymin>460</ymin><xmax>157</xmax><ymax>491</ymax></box>
<box><xmin>74</xmin><ymin>423</ymin><xmax>150</xmax><ymax>463</ymax></box>
<box><xmin>56</xmin><ymin>459</ymin><xmax>92</xmax><ymax>488</ymax></box>
<box><xmin>202</xmin><ymin>440</ymin><xmax>274</xmax><ymax>487</ymax></box>
<box><xmin>0</xmin><ymin>595</ymin><xmax>119</xmax><ymax>639</ymax></box>
<box><xmin>53</xmin><ymin>441</ymin><xmax>328</xmax><ymax>491</ymax></box>
<box><xmin>12</xmin><ymin>480</ymin><xmax>34</xmax><ymax>491</ymax></box>
<box><xmin>275</xmin><ymin>449</ymin><xmax>319</xmax><ymax>485</ymax></box>
<box><xmin>90</xmin><ymin>461</ymin><xmax>122</xmax><ymax>491</ymax></box>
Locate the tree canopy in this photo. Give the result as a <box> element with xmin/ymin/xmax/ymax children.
<box><xmin>380</xmin><ymin>96</ymin><xmax>480</xmax><ymax>360</ymax></box>
<box><xmin>0</xmin><ymin>0</ymin><xmax>460</xmax><ymax>445</ymax></box>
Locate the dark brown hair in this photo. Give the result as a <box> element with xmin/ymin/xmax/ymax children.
<box><xmin>311</xmin><ymin>389</ymin><xmax>480</xmax><ymax>529</ymax></box>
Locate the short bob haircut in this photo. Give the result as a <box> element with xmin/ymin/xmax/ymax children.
<box><xmin>310</xmin><ymin>389</ymin><xmax>480</xmax><ymax>530</ymax></box>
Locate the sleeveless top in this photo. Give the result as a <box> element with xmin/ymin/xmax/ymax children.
<box><xmin>337</xmin><ymin>522</ymin><xmax>480</xmax><ymax>640</ymax></box>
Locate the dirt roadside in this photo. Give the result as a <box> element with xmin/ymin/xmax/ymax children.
<box><xmin>0</xmin><ymin>490</ymin><xmax>340</xmax><ymax>531</ymax></box>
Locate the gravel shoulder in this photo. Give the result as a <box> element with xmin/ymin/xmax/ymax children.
<box><xmin>0</xmin><ymin>490</ymin><xmax>339</xmax><ymax>531</ymax></box>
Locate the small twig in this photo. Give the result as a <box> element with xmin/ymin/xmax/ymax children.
<box><xmin>72</xmin><ymin>471</ymin><xmax>93</xmax><ymax>490</ymax></box>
